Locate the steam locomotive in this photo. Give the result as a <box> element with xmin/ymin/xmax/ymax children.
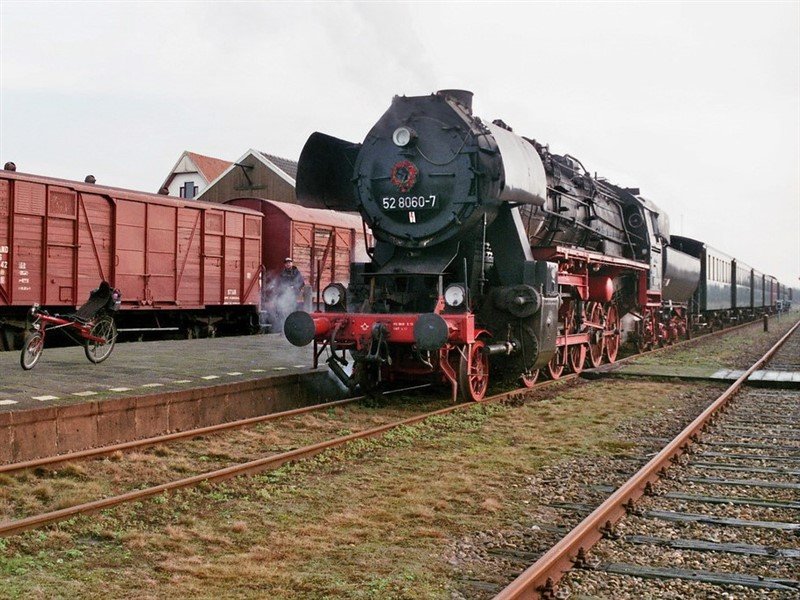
<box><xmin>282</xmin><ymin>90</ymin><xmax>757</xmax><ymax>400</ymax></box>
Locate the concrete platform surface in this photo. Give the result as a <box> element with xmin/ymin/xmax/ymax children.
<box><xmin>0</xmin><ymin>334</ymin><xmax>319</xmax><ymax>412</ymax></box>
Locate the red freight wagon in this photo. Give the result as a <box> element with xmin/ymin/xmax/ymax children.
<box><xmin>0</xmin><ymin>169</ymin><xmax>263</xmax><ymax>348</ymax></box>
<box><xmin>225</xmin><ymin>198</ymin><xmax>370</xmax><ymax>329</ymax></box>
<box><xmin>225</xmin><ymin>197</ymin><xmax>370</xmax><ymax>298</ymax></box>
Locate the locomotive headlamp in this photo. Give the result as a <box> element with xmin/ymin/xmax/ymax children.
<box><xmin>444</xmin><ymin>284</ymin><xmax>466</xmax><ymax>308</ymax></box>
<box><xmin>392</xmin><ymin>126</ymin><xmax>416</xmax><ymax>147</ymax></box>
<box><xmin>322</xmin><ymin>283</ymin><xmax>346</xmax><ymax>307</ymax></box>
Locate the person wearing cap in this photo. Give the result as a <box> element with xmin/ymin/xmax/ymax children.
<box><xmin>273</xmin><ymin>258</ymin><xmax>305</xmax><ymax>332</ymax></box>
<box><xmin>280</xmin><ymin>258</ymin><xmax>305</xmax><ymax>291</ymax></box>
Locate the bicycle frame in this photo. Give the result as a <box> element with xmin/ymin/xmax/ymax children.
<box><xmin>29</xmin><ymin>306</ymin><xmax>110</xmax><ymax>345</ymax></box>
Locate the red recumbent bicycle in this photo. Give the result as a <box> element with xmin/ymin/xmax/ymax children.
<box><xmin>20</xmin><ymin>281</ymin><xmax>122</xmax><ymax>370</ymax></box>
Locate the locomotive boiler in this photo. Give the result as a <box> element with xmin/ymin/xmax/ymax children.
<box><xmin>285</xmin><ymin>90</ymin><xmax>696</xmax><ymax>400</ymax></box>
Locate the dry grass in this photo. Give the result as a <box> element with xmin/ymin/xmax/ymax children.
<box><xmin>0</xmin><ymin>398</ymin><xmax>441</xmax><ymax>525</ymax></box>
<box><xmin>0</xmin><ymin>379</ymin><xmax>726</xmax><ymax>599</ymax></box>
<box><xmin>631</xmin><ymin>316</ymin><xmax>798</xmax><ymax>369</ymax></box>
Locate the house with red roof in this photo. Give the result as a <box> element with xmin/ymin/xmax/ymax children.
<box><xmin>159</xmin><ymin>151</ymin><xmax>232</xmax><ymax>199</ymax></box>
<box><xmin>198</xmin><ymin>149</ymin><xmax>298</xmax><ymax>205</ymax></box>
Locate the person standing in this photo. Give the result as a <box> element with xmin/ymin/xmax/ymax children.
<box><xmin>275</xmin><ymin>258</ymin><xmax>305</xmax><ymax>332</ymax></box>
<box><xmin>280</xmin><ymin>257</ymin><xmax>305</xmax><ymax>292</ymax></box>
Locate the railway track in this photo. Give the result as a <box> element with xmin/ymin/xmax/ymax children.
<box><xmin>0</xmin><ymin>310</ymin><xmax>766</xmax><ymax>473</ymax></box>
<box><xmin>495</xmin><ymin>317</ymin><xmax>800</xmax><ymax>599</ymax></box>
<box><xmin>0</xmin><ymin>315</ymin><xmax>784</xmax><ymax>540</ymax></box>
<box><xmin>0</xmin><ymin>379</ymin><xmax>573</xmax><ymax>537</ymax></box>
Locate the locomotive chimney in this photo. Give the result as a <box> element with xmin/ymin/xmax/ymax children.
<box><xmin>436</xmin><ymin>89</ymin><xmax>473</xmax><ymax>114</ymax></box>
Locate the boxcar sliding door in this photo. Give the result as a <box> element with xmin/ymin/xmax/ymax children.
<box><xmin>115</xmin><ymin>200</ymin><xmax>147</xmax><ymax>304</ymax></box>
<box><xmin>146</xmin><ymin>204</ymin><xmax>177</xmax><ymax>305</ymax></box>
<box><xmin>223</xmin><ymin>212</ymin><xmax>243</xmax><ymax>304</ymax></box>
<box><xmin>10</xmin><ymin>180</ymin><xmax>46</xmax><ymax>305</ymax></box>
<box><xmin>44</xmin><ymin>186</ymin><xmax>78</xmax><ymax>305</ymax></box>
<box><xmin>202</xmin><ymin>210</ymin><xmax>224</xmax><ymax>304</ymax></box>
<box><xmin>176</xmin><ymin>207</ymin><xmax>202</xmax><ymax>308</ymax></box>
<box><xmin>76</xmin><ymin>193</ymin><xmax>113</xmax><ymax>302</ymax></box>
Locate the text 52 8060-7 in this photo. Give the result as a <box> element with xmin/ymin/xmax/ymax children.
<box><xmin>381</xmin><ymin>195</ymin><xmax>437</xmax><ymax>210</ymax></box>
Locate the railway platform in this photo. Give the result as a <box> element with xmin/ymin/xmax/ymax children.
<box><xmin>0</xmin><ymin>334</ymin><xmax>343</xmax><ymax>464</ymax></box>
<box><xmin>0</xmin><ymin>334</ymin><xmax>318</xmax><ymax>412</ymax></box>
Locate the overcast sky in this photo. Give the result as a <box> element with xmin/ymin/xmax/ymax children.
<box><xmin>1</xmin><ymin>1</ymin><xmax>798</xmax><ymax>283</ymax></box>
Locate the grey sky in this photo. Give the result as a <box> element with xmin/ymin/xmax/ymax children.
<box><xmin>1</xmin><ymin>1</ymin><xmax>798</xmax><ymax>283</ymax></box>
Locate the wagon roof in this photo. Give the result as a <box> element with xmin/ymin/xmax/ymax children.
<box><xmin>1</xmin><ymin>170</ymin><xmax>262</xmax><ymax>216</ymax></box>
<box><xmin>231</xmin><ymin>197</ymin><xmax>364</xmax><ymax>229</ymax></box>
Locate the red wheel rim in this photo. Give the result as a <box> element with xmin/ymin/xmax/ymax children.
<box><xmin>568</xmin><ymin>344</ymin><xmax>586</xmax><ymax>374</ymax></box>
<box><xmin>586</xmin><ymin>302</ymin><xmax>605</xmax><ymax>368</ymax></box>
<box><xmin>546</xmin><ymin>352</ymin><xmax>564</xmax><ymax>379</ymax></box>
<box><xmin>520</xmin><ymin>369</ymin><xmax>539</xmax><ymax>388</ymax></box>
<box><xmin>459</xmin><ymin>340</ymin><xmax>489</xmax><ymax>401</ymax></box>
<box><xmin>467</xmin><ymin>342</ymin><xmax>489</xmax><ymax>400</ymax></box>
<box><xmin>605</xmin><ymin>304</ymin><xmax>620</xmax><ymax>363</ymax></box>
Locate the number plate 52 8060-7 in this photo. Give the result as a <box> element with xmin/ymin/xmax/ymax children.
<box><xmin>381</xmin><ymin>195</ymin><xmax>437</xmax><ymax>211</ymax></box>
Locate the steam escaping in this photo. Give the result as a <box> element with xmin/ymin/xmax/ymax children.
<box><xmin>262</xmin><ymin>271</ymin><xmax>309</xmax><ymax>333</ymax></box>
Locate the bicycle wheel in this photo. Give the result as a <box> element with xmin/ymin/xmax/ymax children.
<box><xmin>85</xmin><ymin>316</ymin><xmax>117</xmax><ymax>364</ymax></box>
<box><xmin>20</xmin><ymin>332</ymin><xmax>44</xmax><ymax>370</ymax></box>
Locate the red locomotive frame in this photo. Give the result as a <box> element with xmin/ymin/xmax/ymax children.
<box><xmin>303</xmin><ymin>244</ymin><xmax>689</xmax><ymax>401</ymax></box>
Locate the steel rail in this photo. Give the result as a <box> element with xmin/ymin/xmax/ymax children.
<box><xmin>494</xmin><ymin>317</ymin><xmax>800</xmax><ymax>600</ymax></box>
<box><xmin>0</xmin><ymin>315</ymin><xmax>780</xmax><ymax>537</ymax></box>
<box><xmin>0</xmin><ymin>384</ymin><xmax>432</xmax><ymax>475</ymax></box>
<box><xmin>0</xmin><ymin>378</ymin><xmax>571</xmax><ymax>537</ymax></box>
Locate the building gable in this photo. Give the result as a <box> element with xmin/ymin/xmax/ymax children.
<box><xmin>198</xmin><ymin>149</ymin><xmax>297</xmax><ymax>204</ymax></box>
<box><xmin>159</xmin><ymin>151</ymin><xmax>232</xmax><ymax>199</ymax></box>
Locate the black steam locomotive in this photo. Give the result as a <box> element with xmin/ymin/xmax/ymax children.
<box><xmin>283</xmin><ymin>90</ymin><xmax>735</xmax><ymax>400</ymax></box>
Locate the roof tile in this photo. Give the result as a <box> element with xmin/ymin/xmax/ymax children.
<box><xmin>186</xmin><ymin>152</ymin><xmax>232</xmax><ymax>183</ymax></box>
<box><xmin>257</xmin><ymin>151</ymin><xmax>298</xmax><ymax>179</ymax></box>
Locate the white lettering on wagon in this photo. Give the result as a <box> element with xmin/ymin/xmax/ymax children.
<box><xmin>0</xmin><ymin>246</ymin><xmax>8</xmax><ymax>253</ymax></box>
